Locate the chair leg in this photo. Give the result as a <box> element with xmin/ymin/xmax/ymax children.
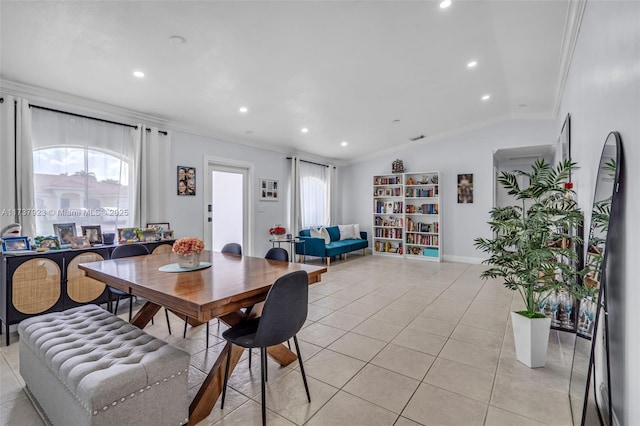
<box><xmin>128</xmin><ymin>297</ymin><xmax>133</xmax><ymax>321</ymax></box>
<box><xmin>221</xmin><ymin>343</ymin><xmax>232</xmax><ymax>409</ymax></box>
<box><xmin>293</xmin><ymin>335</ymin><xmax>311</xmax><ymax>403</ymax></box>
<box><xmin>249</xmin><ymin>349</ymin><xmax>252</xmax><ymax>368</ymax></box>
<box><xmin>113</xmin><ymin>295</ymin><xmax>121</xmax><ymax>316</ymax></box>
<box><xmin>260</xmin><ymin>347</ymin><xmax>267</xmax><ymax>426</ymax></box>
<box><xmin>183</xmin><ymin>316</ymin><xmax>188</xmax><ymax>338</ymax></box>
<box><xmin>165</xmin><ymin>309</ymin><xmax>171</xmax><ymax>335</ymax></box>
<box><xmin>206</xmin><ymin>321</ymin><xmax>210</xmax><ymax>348</ymax></box>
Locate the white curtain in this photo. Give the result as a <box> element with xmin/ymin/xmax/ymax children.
<box><xmin>30</xmin><ymin>108</ymin><xmax>139</xmax><ymax>235</ymax></box>
<box><xmin>139</xmin><ymin>127</ymin><xmax>170</xmax><ymax>227</ymax></box>
<box><xmin>0</xmin><ymin>95</ymin><xmax>35</xmax><ymax>236</ymax></box>
<box><xmin>299</xmin><ymin>160</ymin><xmax>330</xmax><ymax>228</ymax></box>
<box><xmin>288</xmin><ymin>157</ymin><xmax>301</xmax><ymax>235</ymax></box>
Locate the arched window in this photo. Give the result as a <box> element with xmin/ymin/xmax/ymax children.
<box><xmin>31</xmin><ymin>108</ymin><xmax>136</xmax><ymax>236</ymax></box>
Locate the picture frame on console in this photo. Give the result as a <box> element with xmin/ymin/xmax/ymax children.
<box><xmin>81</xmin><ymin>225</ymin><xmax>103</xmax><ymax>245</ymax></box>
<box><xmin>53</xmin><ymin>223</ymin><xmax>76</xmax><ymax>245</ymax></box>
<box><xmin>1</xmin><ymin>236</ymin><xmax>31</xmax><ymax>252</ymax></box>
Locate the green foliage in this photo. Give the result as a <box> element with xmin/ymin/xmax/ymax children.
<box><xmin>474</xmin><ymin>159</ymin><xmax>584</xmax><ymax>316</ymax></box>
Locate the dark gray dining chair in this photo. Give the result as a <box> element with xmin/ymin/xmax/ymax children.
<box><xmin>183</xmin><ymin>242</ymin><xmax>243</xmax><ymax>346</ymax></box>
<box><xmin>109</xmin><ymin>244</ymin><xmax>150</xmax><ymax>321</ymax></box>
<box><xmin>221</xmin><ymin>243</ymin><xmax>242</xmax><ymax>255</ymax></box>
<box><xmin>220</xmin><ymin>270</ymin><xmax>310</xmax><ymax>425</ymax></box>
<box><xmin>265</xmin><ymin>247</ymin><xmax>288</xmax><ymax>262</ymax></box>
<box><xmin>111</xmin><ymin>244</ymin><xmax>171</xmax><ymax>334</ymax></box>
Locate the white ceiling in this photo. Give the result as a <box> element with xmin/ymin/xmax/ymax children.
<box><xmin>0</xmin><ymin>1</ymin><xmax>575</xmax><ymax>163</ymax></box>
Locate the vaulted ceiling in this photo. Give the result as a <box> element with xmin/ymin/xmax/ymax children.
<box><xmin>0</xmin><ymin>1</ymin><xmax>575</xmax><ymax>162</ymax></box>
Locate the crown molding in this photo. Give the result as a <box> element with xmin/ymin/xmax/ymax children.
<box><xmin>0</xmin><ymin>79</ymin><xmax>343</xmax><ymax>166</ymax></box>
<box><xmin>552</xmin><ymin>0</ymin><xmax>587</xmax><ymax>117</ymax></box>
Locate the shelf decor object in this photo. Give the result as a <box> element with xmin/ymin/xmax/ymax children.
<box><xmin>474</xmin><ymin>159</ymin><xmax>583</xmax><ymax>368</ymax></box>
<box><xmin>372</xmin><ymin>171</ymin><xmax>441</xmax><ymax>261</ymax></box>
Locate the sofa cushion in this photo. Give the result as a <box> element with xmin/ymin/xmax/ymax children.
<box><xmin>326</xmin><ymin>226</ymin><xmax>340</xmax><ymax>242</ymax></box>
<box><xmin>325</xmin><ymin>240</ymin><xmax>355</xmax><ymax>257</ymax></box>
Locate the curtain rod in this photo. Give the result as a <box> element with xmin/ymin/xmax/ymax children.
<box><xmin>29</xmin><ymin>104</ymin><xmax>139</xmax><ymax>129</ymax></box>
<box><xmin>5</xmin><ymin>100</ymin><xmax>169</xmax><ymax>135</ymax></box>
<box><xmin>286</xmin><ymin>157</ymin><xmax>335</xmax><ymax>168</ymax></box>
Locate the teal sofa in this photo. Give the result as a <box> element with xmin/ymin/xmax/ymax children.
<box><xmin>295</xmin><ymin>226</ymin><xmax>368</xmax><ymax>265</ymax></box>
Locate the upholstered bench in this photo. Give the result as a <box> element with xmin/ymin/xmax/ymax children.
<box><xmin>18</xmin><ymin>304</ymin><xmax>190</xmax><ymax>426</ymax></box>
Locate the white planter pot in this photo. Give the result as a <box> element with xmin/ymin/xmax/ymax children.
<box><xmin>511</xmin><ymin>311</ymin><xmax>552</xmax><ymax>368</ymax></box>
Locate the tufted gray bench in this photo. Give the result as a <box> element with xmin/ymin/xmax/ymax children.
<box><xmin>18</xmin><ymin>304</ymin><xmax>190</xmax><ymax>426</ymax></box>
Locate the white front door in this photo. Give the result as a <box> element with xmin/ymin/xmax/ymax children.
<box><xmin>204</xmin><ymin>157</ymin><xmax>253</xmax><ymax>255</ymax></box>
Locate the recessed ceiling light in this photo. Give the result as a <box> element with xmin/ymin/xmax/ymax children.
<box><xmin>341</xmin><ymin>141</ymin><xmax>348</xmax><ymax>147</ymax></box>
<box><xmin>481</xmin><ymin>94</ymin><xmax>491</xmax><ymax>101</ymax></box>
<box><xmin>239</xmin><ymin>106</ymin><xmax>248</xmax><ymax>113</ymax></box>
<box><xmin>133</xmin><ymin>71</ymin><xmax>145</xmax><ymax>78</ymax></box>
<box><xmin>301</xmin><ymin>128</ymin><xmax>309</xmax><ymax>133</ymax></box>
<box><xmin>440</xmin><ymin>0</ymin><xmax>452</xmax><ymax>9</ymax></box>
<box><xmin>169</xmin><ymin>35</ymin><xmax>186</xmax><ymax>45</ymax></box>
<box><xmin>467</xmin><ymin>61</ymin><xmax>477</xmax><ymax>68</ymax></box>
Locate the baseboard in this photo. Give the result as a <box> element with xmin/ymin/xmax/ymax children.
<box><xmin>442</xmin><ymin>255</ymin><xmax>485</xmax><ymax>264</ymax></box>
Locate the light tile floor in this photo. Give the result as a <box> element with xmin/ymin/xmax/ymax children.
<box><xmin>0</xmin><ymin>254</ymin><xmax>579</xmax><ymax>425</ymax></box>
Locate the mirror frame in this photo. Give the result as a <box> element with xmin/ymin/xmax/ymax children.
<box><xmin>571</xmin><ymin>131</ymin><xmax>622</xmax><ymax>426</ymax></box>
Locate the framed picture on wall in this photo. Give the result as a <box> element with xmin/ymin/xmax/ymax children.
<box><xmin>177</xmin><ymin>166</ymin><xmax>196</xmax><ymax>196</ymax></box>
<box><xmin>260</xmin><ymin>178</ymin><xmax>279</xmax><ymax>201</ymax></box>
<box><xmin>457</xmin><ymin>174</ymin><xmax>474</xmax><ymax>203</ymax></box>
<box><xmin>559</xmin><ymin>113</ymin><xmax>571</xmax><ymax>180</ymax></box>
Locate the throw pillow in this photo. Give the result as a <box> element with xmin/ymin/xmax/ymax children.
<box><xmin>353</xmin><ymin>224</ymin><xmax>362</xmax><ymax>239</ymax></box>
<box><xmin>338</xmin><ymin>224</ymin><xmax>357</xmax><ymax>240</ymax></box>
<box><xmin>310</xmin><ymin>227</ymin><xmax>331</xmax><ymax>244</ymax></box>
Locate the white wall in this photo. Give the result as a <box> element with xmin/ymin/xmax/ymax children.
<box><xmin>167</xmin><ymin>130</ymin><xmax>293</xmax><ymax>257</ymax></box>
<box><xmin>341</xmin><ymin>119</ymin><xmax>556</xmax><ymax>263</ymax></box>
<box><xmin>558</xmin><ymin>1</ymin><xmax>640</xmax><ymax>424</ymax></box>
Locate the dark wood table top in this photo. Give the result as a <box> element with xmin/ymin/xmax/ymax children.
<box><xmin>79</xmin><ymin>250</ymin><xmax>327</xmax><ymax>322</ymax></box>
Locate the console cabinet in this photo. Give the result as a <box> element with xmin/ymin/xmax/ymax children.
<box><xmin>0</xmin><ymin>241</ymin><xmax>173</xmax><ymax>345</ymax></box>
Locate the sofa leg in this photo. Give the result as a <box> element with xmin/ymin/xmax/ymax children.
<box><xmin>343</xmin><ymin>253</ymin><xmax>347</xmax><ymax>261</ymax></box>
<box><xmin>326</xmin><ymin>257</ymin><xmax>330</xmax><ymax>266</ymax></box>
<box><xmin>363</xmin><ymin>248</ymin><xmax>366</xmax><ymax>256</ymax></box>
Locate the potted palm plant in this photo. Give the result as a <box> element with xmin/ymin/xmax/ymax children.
<box><xmin>475</xmin><ymin>159</ymin><xmax>583</xmax><ymax>368</ymax></box>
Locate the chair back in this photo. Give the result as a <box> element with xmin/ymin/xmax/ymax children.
<box><xmin>252</xmin><ymin>270</ymin><xmax>308</xmax><ymax>347</ymax></box>
<box><xmin>265</xmin><ymin>247</ymin><xmax>289</xmax><ymax>262</ymax></box>
<box><xmin>221</xmin><ymin>243</ymin><xmax>242</xmax><ymax>255</ymax></box>
<box><xmin>111</xmin><ymin>244</ymin><xmax>150</xmax><ymax>259</ymax></box>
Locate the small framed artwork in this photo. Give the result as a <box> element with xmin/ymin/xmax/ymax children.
<box><xmin>81</xmin><ymin>225</ymin><xmax>103</xmax><ymax>245</ymax></box>
<box><xmin>147</xmin><ymin>222</ymin><xmax>170</xmax><ymax>231</ymax></box>
<box><xmin>2</xmin><ymin>236</ymin><xmax>31</xmax><ymax>252</ymax></box>
<box><xmin>35</xmin><ymin>236</ymin><xmax>60</xmax><ymax>250</ymax></box>
<box><xmin>162</xmin><ymin>230</ymin><xmax>175</xmax><ymax>240</ymax></box>
<box><xmin>117</xmin><ymin>227</ymin><xmax>139</xmax><ymax>243</ymax></box>
<box><xmin>457</xmin><ymin>174</ymin><xmax>474</xmax><ymax>203</ymax></box>
<box><xmin>53</xmin><ymin>223</ymin><xmax>77</xmax><ymax>245</ymax></box>
<box><xmin>376</xmin><ymin>188</ymin><xmax>384</xmax><ymax>196</ymax></box>
<box><xmin>70</xmin><ymin>236</ymin><xmax>91</xmax><ymax>249</ymax></box>
<box><xmin>178</xmin><ymin>166</ymin><xmax>196</xmax><ymax>196</ymax></box>
<box><xmin>260</xmin><ymin>178</ymin><xmax>279</xmax><ymax>201</ymax></box>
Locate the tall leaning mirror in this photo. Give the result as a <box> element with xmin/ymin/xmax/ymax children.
<box><xmin>569</xmin><ymin>131</ymin><xmax>622</xmax><ymax>425</ymax></box>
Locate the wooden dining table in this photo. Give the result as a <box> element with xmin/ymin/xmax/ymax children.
<box><xmin>79</xmin><ymin>250</ymin><xmax>327</xmax><ymax>425</ymax></box>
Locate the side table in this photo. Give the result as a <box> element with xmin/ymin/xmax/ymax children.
<box><xmin>269</xmin><ymin>238</ymin><xmax>305</xmax><ymax>263</ymax></box>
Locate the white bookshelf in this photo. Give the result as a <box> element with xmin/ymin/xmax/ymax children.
<box><xmin>372</xmin><ymin>172</ymin><xmax>441</xmax><ymax>261</ymax></box>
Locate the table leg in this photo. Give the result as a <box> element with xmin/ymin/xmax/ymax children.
<box><xmin>129</xmin><ymin>301</ymin><xmax>161</xmax><ymax>328</ymax></box>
